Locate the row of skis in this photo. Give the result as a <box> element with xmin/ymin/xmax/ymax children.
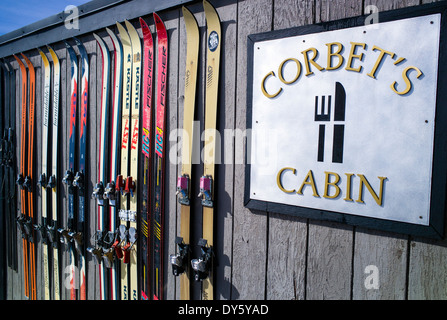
<box><xmin>4</xmin><ymin>0</ymin><xmax>221</xmax><ymax>300</ymax></box>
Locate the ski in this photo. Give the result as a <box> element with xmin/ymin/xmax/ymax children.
<box><xmin>71</xmin><ymin>37</ymin><xmax>89</xmax><ymax>300</ymax></box>
<box><xmin>192</xmin><ymin>0</ymin><xmax>221</xmax><ymax>300</ymax></box>
<box><xmin>153</xmin><ymin>12</ymin><xmax>168</xmax><ymax>301</ymax></box>
<box><xmin>36</xmin><ymin>48</ymin><xmax>51</xmax><ymax>300</ymax></box>
<box><xmin>47</xmin><ymin>45</ymin><xmax>61</xmax><ymax>300</ymax></box>
<box><xmin>139</xmin><ymin>16</ymin><xmax>154</xmax><ymax>301</ymax></box>
<box><xmin>90</xmin><ymin>32</ymin><xmax>111</xmax><ymax>300</ymax></box>
<box><xmin>123</xmin><ymin>19</ymin><xmax>142</xmax><ymax>301</ymax></box>
<box><xmin>115</xmin><ymin>21</ymin><xmax>133</xmax><ymax>300</ymax></box>
<box><xmin>61</xmin><ymin>40</ymin><xmax>78</xmax><ymax>300</ymax></box>
<box><xmin>170</xmin><ymin>5</ymin><xmax>199</xmax><ymax>301</ymax></box>
<box><xmin>1</xmin><ymin>60</ymin><xmax>18</xmax><ymax>273</ymax></box>
<box><xmin>15</xmin><ymin>53</ymin><xmax>37</xmax><ymax>300</ymax></box>
<box><xmin>104</xmin><ymin>26</ymin><xmax>123</xmax><ymax>301</ymax></box>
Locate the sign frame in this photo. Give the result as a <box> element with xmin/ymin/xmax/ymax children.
<box><xmin>244</xmin><ymin>2</ymin><xmax>447</xmax><ymax>239</ymax></box>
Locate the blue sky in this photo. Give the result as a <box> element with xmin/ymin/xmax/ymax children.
<box><xmin>0</xmin><ymin>0</ymin><xmax>88</xmax><ymax>35</ymax></box>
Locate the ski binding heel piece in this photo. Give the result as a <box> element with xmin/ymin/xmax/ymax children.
<box><xmin>46</xmin><ymin>175</ymin><xmax>56</xmax><ymax>189</ymax></box>
<box><xmin>16</xmin><ymin>173</ymin><xmax>24</xmax><ymax>188</ymax></box>
<box><xmin>104</xmin><ymin>181</ymin><xmax>117</xmax><ymax>204</ymax></box>
<box><xmin>124</xmin><ymin>176</ymin><xmax>136</xmax><ymax>197</ymax></box>
<box><xmin>115</xmin><ymin>175</ymin><xmax>124</xmax><ymax>194</ymax></box>
<box><xmin>170</xmin><ymin>236</ymin><xmax>190</xmax><ymax>276</ymax></box>
<box><xmin>73</xmin><ymin>171</ymin><xmax>84</xmax><ymax>188</ymax></box>
<box><xmin>176</xmin><ymin>175</ymin><xmax>190</xmax><ymax>205</ymax></box>
<box><xmin>69</xmin><ymin>231</ymin><xmax>83</xmax><ymax>254</ymax></box>
<box><xmin>191</xmin><ymin>238</ymin><xmax>213</xmax><ymax>281</ymax></box>
<box><xmin>93</xmin><ymin>182</ymin><xmax>105</xmax><ymax>205</ymax></box>
<box><xmin>62</xmin><ymin>170</ymin><xmax>74</xmax><ymax>186</ymax></box>
<box><xmin>198</xmin><ymin>175</ymin><xmax>213</xmax><ymax>207</ymax></box>
<box><xmin>23</xmin><ymin>176</ymin><xmax>32</xmax><ymax>192</ymax></box>
<box><xmin>58</xmin><ymin>227</ymin><xmax>72</xmax><ymax>244</ymax></box>
<box><xmin>38</xmin><ymin>173</ymin><xmax>47</xmax><ymax>188</ymax></box>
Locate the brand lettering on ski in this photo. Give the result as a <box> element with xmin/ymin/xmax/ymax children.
<box><xmin>155</xmin><ymin>127</ymin><xmax>163</xmax><ymax>157</ymax></box>
<box><xmin>125</xmin><ymin>67</ymin><xmax>131</xmax><ymax>109</ymax></box>
<box><xmin>53</xmin><ymin>87</ymin><xmax>60</xmax><ymax>126</ymax></box>
<box><xmin>135</xmin><ymin>67</ymin><xmax>140</xmax><ymax>109</ymax></box>
<box><xmin>142</xmin><ymin>128</ymin><xmax>150</xmax><ymax>157</ymax></box>
<box><xmin>80</xmin><ymin>82</ymin><xmax>88</xmax><ymax>138</ymax></box>
<box><xmin>131</xmin><ymin>119</ymin><xmax>139</xmax><ymax>150</ymax></box>
<box><xmin>43</xmin><ymin>87</ymin><xmax>50</xmax><ymax>126</ymax></box>
<box><xmin>160</xmin><ymin>48</ymin><xmax>167</xmax><ymax>107</ymax></box>
<box><xmin>69</xmin><ymin>84</ymin><xmax>77</xmax><ymax>138</ymax></box>
<box><xmin>122</xmin><ymin>119</ymin><xmax>129</xmax><ymax>149</ymax></box>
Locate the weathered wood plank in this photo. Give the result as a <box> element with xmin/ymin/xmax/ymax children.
<box><xmin>352</xmin><ymin>228</ymin><xmax>407</xmax><ymax>299</ymax></box>
<box><xmin>164</xmin><ymin>9</ymin><xmax>180</xmax><ymax>300</ymax></box>
<box><xmin>265</xmin><ymin>0</ymin><xmax>314</xmax><ymax>301</ymax></box>
<box><xmin>214</xmin><ymin>0</ymin><xmax>238</xmax><ymax>301</ymax></box>
<box><xmin>306</xmin><ymin>220</ymin><xmax>353</xmax><ymax>300</ymax></box>
<box><xmin>232</xmin><ymin>0</ymin><xmax>272</xmax><ymax>300</ymax></box>
<box><xmin>408</xmin><ymin>238</ymin><xmax>447</xmax><ymax>299</ymax></box>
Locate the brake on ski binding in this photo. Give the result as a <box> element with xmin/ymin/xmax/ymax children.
<box><xmin>176</xmin><ymin>175</ymin><xmax>190</xmax><ymax>206</ymax></box>
<box><xmin>122</xmin><ymin>227</ymin><xmax>137</xmax><ymax>264</ymax></box>
<box><xmin>113</xmin><ymin>225</ymin><xmax>127</xmax><ymax>260</ymax></box>
<box><xmin>198</xmin><ymin>175</ymin><xmax>213</xmax><ymax>207</ymax></box>
<box><xmin>191</xmin><ymin>238</ymin><xmax>213</xmax><ymax>282</ymax></box>
<box><xmin>170</xmin><ymin>236</ymin><xmax>190</xmax><ymax>276</ymax></box>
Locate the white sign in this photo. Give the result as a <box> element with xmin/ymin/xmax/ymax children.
<box><xmin>248</xmin><ymin>14</ymin><xmax>441</xmax><ymax>226</ymax></box>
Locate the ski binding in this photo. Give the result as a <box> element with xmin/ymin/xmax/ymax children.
<box><xmin>176</xmin><ymin>174</ymin><xmax>190</xmax><ymax>205</ymax></box>
<box><xmin>170</xmin><ymin>236</ymin><xmax>190</xmax><ymax>276</ymax></box>
<box><xmin>198</xmin><ymin>175</ymin><xmax>213</xmax><ymax>207</ymax></box>
<box><xmin>191</xmin><ymin>238</ymin><xmax>213</xmax><ymax>281</ymax></box>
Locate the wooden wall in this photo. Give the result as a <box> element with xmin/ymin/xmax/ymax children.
<box><xmin>5</xmin><ymin>0</ymin><xmax>447</xmax><ymax>300</ymax></box>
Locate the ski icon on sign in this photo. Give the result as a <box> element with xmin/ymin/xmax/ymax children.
<box><xmin>314</xmin><ymin>82</ymin><xmax>346</xmax><ymax>163</ymax></box>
